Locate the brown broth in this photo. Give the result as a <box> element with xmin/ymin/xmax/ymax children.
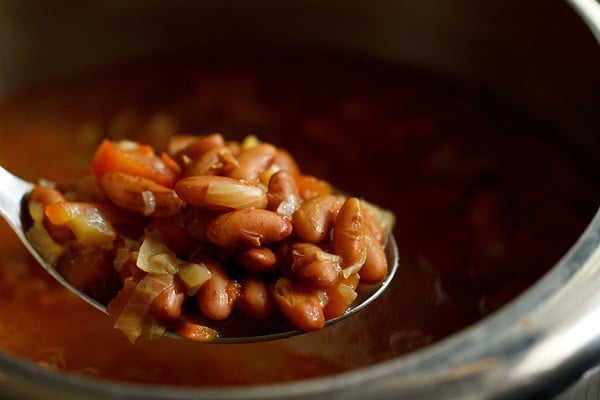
<box><xmin>0</xmin><ymin>54</ymin><xmax>597</xmax><ymax>386</ymax></box>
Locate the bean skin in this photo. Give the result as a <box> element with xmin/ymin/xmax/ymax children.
<box><xmin>272</xmin><ymin>149</ymin><xmax>301</xmax><ymax>176</ymax></box>
<box><xmin>237</xmin><ymin>275</ymin><xmax>275</xmax><ymax>319</ymax></box>
<box><xmin>184</xmin><ymin>146</ymin><xmax>238</xmax><ymax>177</ymax></box>
<box><xmin>359</xmin><ymin>229</ymin><xmax>388</xmax><ymax>284</ymax></box>
<box><xmin>267</xmin><ymin>170</ymin><xmax>299</xmax><ymax>211</ymax></box>
<box><xmin>290</xmin><ymin>243</ymin><xmax>340</xmax><ymax>289</ymax></box>
<box><xmin>272</xmin><ymin>278</ymin><xmax>325</xmax><ymax>331</ymax></box>
<box><xmin>323</xmin><ymin>273</ymin><xmax>359</xmax><ymax>319</ymax></box>
<box><xmin>150</xmin><ymin>277</ymin><xmax>186</xmax><ymax>322</ymax></box>
<box><xmin>195</xmin><ymin>256</ymin><xmax>240</xmax><ymax>320</ymax></box>
<box><xmin>170</xmin><ymin>133</ymin><xmax>225</xmax><ymax>161</ymax></box>
<box><xmin>237</xmin><ymin>246</ymin><xmax>279</xmax><ymax>273</ymax></box>
<box><xmin>206</xmin><ymin>208</ymin><xmax>293</xmax><ymax>248</ymax></box>
<box><xmin>293</xmin><ymin>194</ymin><xmax>343</xmax><ymax>243</ymax></box>
<box><xmin>362</xmin><ymin>202</ymin><xmax>386</xmax><ymax>244</ymax></box>
<box><xmin>332</xmin><ymin>197</ymin><xmax>366</xmax><ymax>271</ymax></box>
<box><xmin>99</xmin><ymin>171</ymin><xmax>184</xmax><ymax>217</ymax></box>
<box><xmin>226</xmin><ymin>143</ymin><xmax>277</xmax><ymax>182</ymax></box>
<box><xmin>175</xmin><ymin>175</ymin><xmax>267</xmax><ymax>211</ymax></box>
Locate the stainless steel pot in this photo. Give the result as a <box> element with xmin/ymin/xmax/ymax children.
<box><xmin>0</xmin><ymin>1</ymin><xmax>598</xmax><ymax>399</ymax></box>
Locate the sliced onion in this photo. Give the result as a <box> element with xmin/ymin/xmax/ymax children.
<box><xmin>25</xmin><ymin>221</ymin><xmax>65</xmax><ymax>264</ymax></box>
<box><xmin>177</xmin><ymin>262</ymin><xmax>212</xmax><ymax>296</ymax></box>
<box><xmin>276</xmin><ymin>194</ymin><xmax>301</xmax><ymax>218</ymax></box>
<box><xmin>113</xmin><ymin>273</ymin><xmax>173</xmax><ymax>343</ymax></box>
<box><xmin>205</xmin><ymin>179</ymin><xmax>266</xmax><ymax>210</ymax></box>
<box><xmin>240</xmin><ymin>134</ymin><xmax>260</xmax><ymax>151</ymax></box>
<box><xmin>137</xmin><ymin>235</ymin><xmax>178</xmax><ymax>274</ymax></box>
<box><xmin>341</xmin><ymin>245</ymin><xmax>367</xmax><ymax>279</ymax></box>
<box><xmin>141</xmin><ymin>190</ymin><xmax>156</xmax><ymax>216</ymax></box>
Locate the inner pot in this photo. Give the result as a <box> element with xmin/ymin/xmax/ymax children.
<box><xmin>0</xmin><ymin>1</ymin><xmax>598</xmax><ymax>399</ymax></box>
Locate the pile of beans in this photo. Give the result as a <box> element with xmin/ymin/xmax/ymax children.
<box><xmin>26</xmin><ymin>133</ymin><xmax>392</xmax><ymax>342</ymax></box>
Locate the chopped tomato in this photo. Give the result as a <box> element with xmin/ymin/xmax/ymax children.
<box><xmin>91</xmin><ymin>140</ymin><xmax>181</xmax><ymax>188</ymax></box>
<box><xmin>45</xmin><ymin>202</ymin><xmax>116</xmax><ymax>247</ymax></box>
<box><xmin>173</xmin><ymin>320</ymin><xmax>218</xmax><ymax>342</ymax></box>
<box><xmin>295</xmin><ymin>175</ymin><xmax>333</xmax><ymax>200</ymax></box>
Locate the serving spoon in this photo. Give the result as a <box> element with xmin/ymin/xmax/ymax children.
<box><xmin>0</xmin><ymin>165</ymin><xmax>399</xmax><ymax>343</ymax></box>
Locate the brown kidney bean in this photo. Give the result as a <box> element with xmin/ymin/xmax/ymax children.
<box><xmin>323</xmin><ymin>273</ymin><xmax>359</xmax><ymax>319</ymax></box>
<box><xmin>237</xmin><ymin>246</ymin><xmax>278</xmax><ymax>273</ymax></box>
<box><xmin>184</xmin><ymin>146</ymin><xmax>238</xmax><ymax>177</ymax></box>
<box><xmin>195</xmin><ymin>256</ymin><xmax>240</xmax><ymax>320</ymax></box>
<box><xmin>206</xmin><ymin>208</ymin><xmax>293</xmax><ymax>248</ymax></box>
<box><xmin>362</xmin><ymin>202</ymin><xmax>386</xmax><ymax>244</ymax></box>
<box><xmin>183</xmin><ymin>207</ymin><xmax>219</xmax><ymax>243</ymax></box>
<box><xmin>237</xmin><ymin>275</ymin><xmax>275</xmax><ymax>320</ymax></box>
<box><xmin>150</xmin><ymin>277</ymin><xmax>186</xmax><ymax>322</ymax></box>
<box><xmin>145</xmin><ymin>215</ymin><xmax>191</xmax><ymax>256</ymax></box>
<box><xmin>175</xmin><ymin>175</ymin><xmax>267</xmax><ymax>211</ymax></box>
<box><xmin>169</xmin><ymin>133</ymin><xmax>225</xmax><ymax>161</ymax></box>
<box><xmin>99</xmin><ymin>171</ymin><xmax>184</xmax><ymax>217</ymax></box>
<box><xmin>332</xmin><ymin>197</ymin><xmax>366</xmax><ymax>271</ymax></box>
<box><xmin>226</xmin><ymin>143</ymin><xmax>277</xmax><ymax>182</ymax></box>
<box><xmin>271</xmin><ymin>278</ymin><xmax>325</xmax><ymax>331</ymax></box>
<box><xmin>359</xmin><ymin>229</ymin><xmax>388</xmax><ymax>284</ymax></box>
<box><xmin>290</xmin><ymin>243</ymin><xmax>340</xmax><ymax>289</ymax></box>
<box><xmin>267</xmin><ymin>170</ymin><xmax>300</xmax><ymax>211</ymax></box>
<box><xmin>272</xmin><ymin>149</ymin><xmax>301</xmax><ymax>176</ymax></box>
<box><xmin>292</xmin><ymin>194</ymin><xmax>343</xmax><ymax>243</ymax></box>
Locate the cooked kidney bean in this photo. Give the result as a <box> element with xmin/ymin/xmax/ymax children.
<box><xmin>292</xmin><ymin>194</ymin><xmax>343</xmax><ymax>243</ymax></box>
<box><xmin>237</xmin><ymin>275</ymin><xmax>276</xmax><ymax>320</ymax></box>
<box><xmin>169</xmin><ymin>133</ymin><xmax>225</xmax><ymax>162</ymax></box>
<box><xmin>196</xmin><ymin>256</ymin><xmax>241</xmax><ymax>320</ymax></box>
<box><xmin>267</xmin><ymin>170</ymin><xmax>299</xmax><ymax>211</ymax></box>
<box><xmin>360</xmin><ymin>229</ymin><xmax>388</xmax><ymax>284</ymax></box>
<box><xmin>27</xmin><ymin>134</ymin><xmax>393</xmax><ymax>340</ymax></box>
<box><xmin>332</xmin><ymin>197</ymin><xmax>366</xmax><ymax>272</ymax></box>
<box><xmin>226</xmin><ymin>143</ymin><xmax>277</xmax><ymax>182</ymax></box>
<box><xmin>323</xmin><ymin>273</ymin><xmax>359</xmax><ymax>319</ymax></box>
<box><xmin>237</xmin><ymin>246</ymin><xmax>279</xmax><ymax>273</ymax></box>
<box><xmin>150</xmin><ymin>277</ymin><xmax>186</xmax><ymax>322</ymax></box>
<box><xmin>272</xmin><ymin>278</ymin><xmax>326</xmax><ymax>331</ymax></box>
<box><xmin>99</xmin><ymin>171</ymin><xmax>184</xmax><ymax>217</ymax></box>
<box><xmin>290</xmin><ymin>243</ymin><xmax>341</xmax><ymax>289</ymax></box>
<box><xmin>206</xmin><ymin>208</ymin><xmax>293</xmax><ymax>248</ymax></box>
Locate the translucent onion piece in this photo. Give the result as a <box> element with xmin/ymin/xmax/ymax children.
<box><xmin>137</xmin><ymin>235</ymin><xmax>178</xmax><ymax>274</ymax></box>
<box><xmin>25</xmin><ymin>221</ymin><xmax>65</xmax><ymax>264</ymax></box>
<box><xmin>240</xmin><ymin>134</ymin><xmax>261</xmax><ymax>151</ymax></box>
<box><xmin>341</xmin><ymin>245</ymin><xmax>367</xmax><ymax>279</ymax></box>
<box><xmin>205</xmin><ymin>179</ymin><xmax>266</xmax><ymax>210</ymax></box>
<box><xmin>177</xmin><ymin>262</ymin><xmax>212</xmax><ymax>296</ymax></box>
<box><xmin>114</xmin><ymin>273</ymin><xmax>174</xmax><ymax>343</ymax></box>
<box><xmin>276</xmin><ymin>194</ymin><xmax>301</xmax><ymax>218</ymax></box>
<box><xmin>141</xmin><ymin>190</ymin><xmax>156</xmax><ymax>216</ymax></box>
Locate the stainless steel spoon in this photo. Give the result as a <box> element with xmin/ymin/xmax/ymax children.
<box><xmin>0</xmin><ymin>165</ymin><xmax>399</xmax><ymax>343</ymax></box>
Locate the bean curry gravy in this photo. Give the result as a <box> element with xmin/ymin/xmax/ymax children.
<box><xmin>0</xmin><ymin>54</ymin><xmax>597</xmax><ymax>386</ymax></box>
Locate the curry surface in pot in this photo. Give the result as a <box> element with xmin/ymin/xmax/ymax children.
<box><xmin>0</xmin><ymin>53</ymin><xmax>596</xmax><ymax>386</ymax></box>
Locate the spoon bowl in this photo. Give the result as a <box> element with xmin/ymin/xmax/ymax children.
<box><xmin>0</xmin><ymin>165</ymin><xmax>399</xmax><ymax>343</ymax></box>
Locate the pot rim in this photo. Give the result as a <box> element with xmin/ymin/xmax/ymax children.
<box><xmin>0</xmin><ymin>1</ymin><xmax>599</xmax><ymax>398</ymax></box>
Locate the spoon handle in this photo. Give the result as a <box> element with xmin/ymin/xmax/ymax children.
<box><xmin>0</xmin><ymin>166</ymin><xmax>33</xmax><ymax>235</ymax></box>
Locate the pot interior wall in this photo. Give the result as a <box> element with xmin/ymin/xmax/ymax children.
<box><xmin>1</xmin><ymin>1</ymin><xmax>599</xmax><ymax>154</ymax></box>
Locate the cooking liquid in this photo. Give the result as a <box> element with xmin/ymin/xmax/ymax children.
<box><xmin>0</xmin><ymin>54</ymin><xmax>596</xmax><ymax>386</ymax></box>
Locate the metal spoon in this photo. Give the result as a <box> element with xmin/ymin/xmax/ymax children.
<box><xmin>0</xmin><ymin>165</ymin><xmax>399</xmax><ymax>343</ymax></box>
